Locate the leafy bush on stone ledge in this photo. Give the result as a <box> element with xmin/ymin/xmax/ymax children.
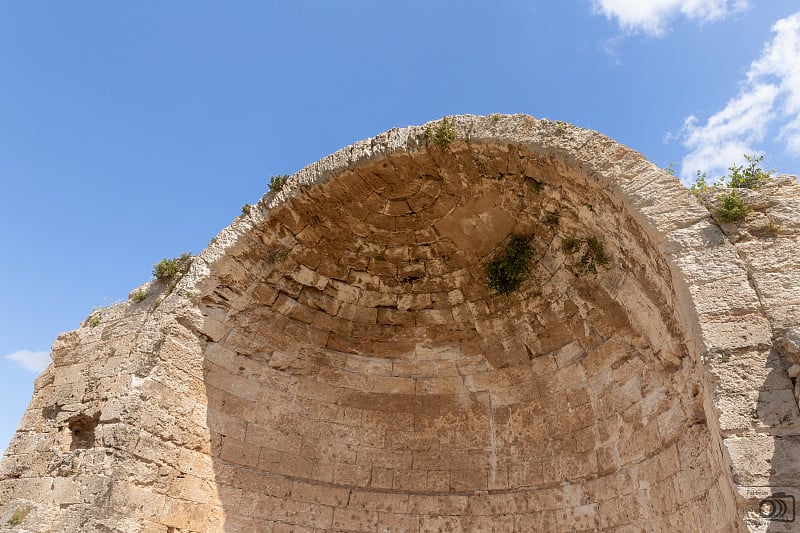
<box><xmin>691</xmin><ymin>153</ymin><xmax>772</xmax><ymax>196</ymax></box>
<box><xmin>727</xmin><ymin>154</ymin><xmax>772</xmax><ymax>189</ymax></box>
<box><xmin>690</xmin><ymin>153</ymin><xmax>772</xmax><ymax>223</ymax></box>
<box><xmin>269</xmin><ymin>174</ymin><xmax>290</xmax><ymax>192</ymax></box>
<box><xmin>485</xmin><ymin>235</ymin><xmax>534</xmax><ymax>294</ymax></box>
<box><xmin>715</xmin><ymin>190</ymin><xmax>750</xmax><ymax>223</ymax></box>
<box><xmin>689</xmin><ymin>171</ymin><xmax>712</xmax><ymax>196</ymax></box>
<box><xmin>131</xmin><ymin>290</ymin><xmax>148</xmax><ymax>303</ymax></box>
<box><xmin>425</xmin><ymin>117</ymin><xmax>457</xmax><ymax>148</ymax></box>
<box><xmin>153</xmin><ymin>253</ymin><xmax>193</xmax><ymax>282</ymax></box>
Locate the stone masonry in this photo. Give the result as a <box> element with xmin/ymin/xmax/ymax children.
<box><xmin>1</xmin><ymin>115</ymin><xmax>799</xmax><ymax>532</ymax></box>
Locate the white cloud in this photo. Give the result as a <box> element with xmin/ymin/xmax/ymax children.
<box><xmin>680</xmin><ymin>11</ymin><xmax>800</xmax><ymax>182</ymax></box>
<box><xmin>750</xmin><ymin>13</ymin><xmax>800</xmax><ymax>157</ymax></box>
<box><xmin>598</xmin><ymin>35</ymin><xmax>625</xmax><ymax>65</ymax></box>
<box><xmin>5</xmin><ymin>350</ymin><xmax>50</xmax><ymax>373</ymax></box>
<box><xmin>592</xmin><ymin>0</ymin><xmax>748</xmax><ymax>35</ymax></box>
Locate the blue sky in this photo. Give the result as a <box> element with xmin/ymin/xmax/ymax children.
<box><xmin>1</xmin><ymin>1</ymin><xmax>799</xmax><ymax>454</ymax></box>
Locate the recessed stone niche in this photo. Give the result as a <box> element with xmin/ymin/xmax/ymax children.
<box><xmin>1</xmin><ymin>115</ymin><xmax>799</xmax><ymax>532</ymax></box>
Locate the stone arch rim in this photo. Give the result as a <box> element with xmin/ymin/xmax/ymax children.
<box><xmin>180</xmin><ymin>113</ymin><xmax>763</xmax><ymax>528</ymax></box>
<box><xmin>190</xmin><ymin>113</ymin><xmax>759</xmax><ymax>363</ymax></box>
<box><xmin>182</xmin><ymin>113</ymin><xmax>768</xmax><ymax>385</ymax></box>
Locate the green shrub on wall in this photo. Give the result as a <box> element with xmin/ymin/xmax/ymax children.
<box><xmin>153</xmin><ymin>253</ymin><xmax>193</xmax><ymax>282</ymax></box>
<box><xmin>485</xmin><ymin>235</ymin><xmax>534</xmax><ymax>294</ymax></box>
<box><xmin>715</xmin><ymin>191</ymin><xmax>750</xmax><ymax>222</ymax></box>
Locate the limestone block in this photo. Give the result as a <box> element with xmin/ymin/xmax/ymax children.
<box><xmin>698</xmin><ymin>314</ymin><xmax>772</xmax><ymax>354</ymax></box>
<box><xmin>705</xmin><ymin>349</ymin><xmax>793</xmax><ymax>393</ymax></box>
<box><xmin>752</xmin><ymin>270</ymin><xmax>800</xmax><ymax>309</ymax></box>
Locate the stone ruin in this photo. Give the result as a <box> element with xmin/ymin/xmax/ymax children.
<box><xmin>1</xmin><ymin>115</ymin><xmax>799</xmax><ymax>532</ymax></box>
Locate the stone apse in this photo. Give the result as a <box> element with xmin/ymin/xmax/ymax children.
<box><xmin>2</xmin><ymin>115</ymin><xmax>800</xmax><ymax>532</ymax></box>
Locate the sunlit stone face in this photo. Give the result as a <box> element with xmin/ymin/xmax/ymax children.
<box><xmin>197</xmin><ymin>140</ymin><xmax>733</xmax><ymax>531</ymax></box>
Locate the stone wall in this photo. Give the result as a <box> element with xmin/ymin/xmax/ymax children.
<box><xmin>693</xmin><ymin>177</ymin><xmax>800</xmax><ymax>531</ymax></box>
<box><xmin>1</xmin><ymin>115</ymin><xmax>798</xmax><ymax>532</ymax></box>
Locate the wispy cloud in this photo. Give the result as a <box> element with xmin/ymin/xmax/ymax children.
<box><xmin>598</xmin><ymin>35</ymin><xmax>625</xmax><ymax>65</ymax></box>
<box><xmin>679</xmin><ymin>11</ymin><xmax>800</xmax><ymax>182</ymax></box>
<box><xmin>592</xmin><ymin>0</ymin><xmax>748</xmax><ymax>36</ymax></box>
<box><xmin>5</xmin><ymin>350</ymin><xmax>50</xmax><ymax>373</ymax></box>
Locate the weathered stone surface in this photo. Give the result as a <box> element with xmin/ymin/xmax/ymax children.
<box><xmin>1</xmin><ymin>115</ymin><xmax>799</xmax><ymax>532</ymax></box>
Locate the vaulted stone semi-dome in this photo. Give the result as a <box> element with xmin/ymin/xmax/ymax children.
<box><xmin>2</xmin><ymin>115</ymin><xmax>799</xmax><ymax>532</ymax></box>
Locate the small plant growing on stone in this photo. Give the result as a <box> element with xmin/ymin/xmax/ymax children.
<box><xmin>267</xmin><ymin>247</ymin><xmax>289</xmax><ymax>263</ymax></box>
<box><xmin>561</xmin><ymin>236</ymin><xmax>609</xmax><ymax>275</ymax></box>
<box><xmin>89</xmin><ymin>315</ymin><xmax>101</xmax><ymax>328</ymax></box>
<box><xmin>8</xmin><ymin>505</ymin><xmax>31</xmax><ymax>526</ymax></box>
<box><xmin>542</xmin><ymin>212</ymin><xmax>559</xmax><ymax>228</ymax></box>
<box><xmin>692</xmin><ymin>154</ymin><xmax>771</xmax><ymax>195</ymax></box>
<box><xmin>664</xmin><ymin>162</ymin><xmax>676</xmax><ymax>176</ymax></box>
<box><xmin>241</xmin><ymin>203</ymin><xmax>251</xmax><ymax>216</ymax></box>
<box><xmin>715</xmin><ymin>190</ymin><xmax>750</xmax><ymax>223</ymax></box>
<box><xmin>425</xmin><ymin>117</ymin><xmax>457</xmax><ymax>148</ymax></box>
<box><xmin>727</xmin><ymin>154</ymin><xmax>771</xmax><ymax>190</ymax></box>
<box><xmin>528</xmin><ymin>178</ymin><xmax>545</xmax><ymax>194</ymax></box>
<box><xmin>131</xmin><ymin>290</ymin><xmax>147</xmax><ymax>303</ymax></box>
<box><xmin>689</xmin><ymin>171</ymin><xmax>711</xmax><ymax>196</ymax></box>
<box><xmin>491</xmin><ymin>114</ymin><xmax>501</xmax><ymax>122</ymax></box>
<box><xmin>153</xmin><ymin>253</ymin><xmax>193</xmax><ymax>282</ymax></box>
<box><xmin>485</xmin><ymin>235</ymin><xmax>535</xmax><ymax>295</ymax></box>
<box><xmin>269</xmin><ymin>174</ymin><xmax>290</xmax><ymax>192</ymax></box>
<box><xmin>560</xmin><ymin>236</ymin><xmax>581</xmax><ymax>255</ymax></box>
<box><xmin>578</xmin><ymin>237</ymin><xmax>609</xmax><ymax>274</ymax></box>
<box><xmin>765</xmin><ymin>218</ymin><xmax>782</xmax><ymax>236</ymax></box>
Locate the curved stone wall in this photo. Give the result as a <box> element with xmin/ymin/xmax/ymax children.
<box><xmin>1</xmin><ymin>115</ymin><xmax>798</xmax><ymax>532</ymax></box>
